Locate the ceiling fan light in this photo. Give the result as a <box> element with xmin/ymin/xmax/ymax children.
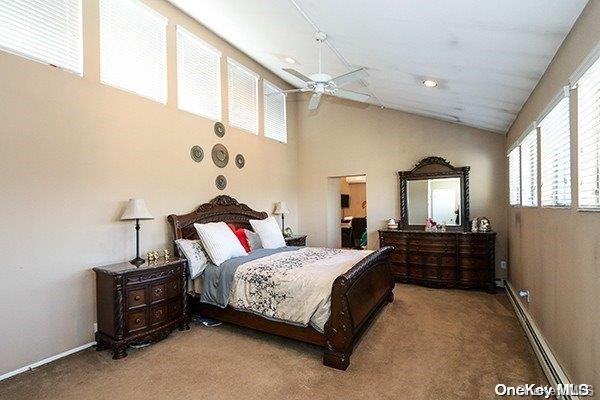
<box><xmin>284</xmin><ymin>57</ymin><xmax>296</xmax><ymax>64</ymax></box>
<box><xmin>423</xmin><ymin>80</ymin><xmax>438</xmax><ymax>88</ymax></box>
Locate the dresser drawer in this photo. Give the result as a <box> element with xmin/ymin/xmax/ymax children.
<box><xmin>150</xmin><ymin>304</ymin><xmax>168</xmax><ymax>326</ymax></box>
<box><xmin>408</xmin><ymin>253</ymin><xmax>456</xmax><ymax>267</ymax></box>
<box><xmin>167</xmin><ymin>300</ymin><xmax>182</xmax><ymax>319</ymax></box>
<box><xmin>125</xmin><ymin>265</ymin><xmax>182</xmax><ymax>286</ymax></box>
<box><xmin>150</xmin><ymin>281</ymin><xmax>167</xmax><ymax>303</ymax></box>
<box><xmin>126</xmin><ymin>288</ymin><xmax>147</xmax><ymax>309</ymax></box>
<box><xmin>166</xmin><ymin>278</ymin><xmax>181</xmax><ymax>300</ymax></box>
<box><xmin>459</xmin><ymin>256</ymin><xmax>489</xmax><ymax>269</ymax></box>
<box><xmin>126</xmin><ymin>310</ymin><xmax>148</xmax><ymax>333</ymax></box>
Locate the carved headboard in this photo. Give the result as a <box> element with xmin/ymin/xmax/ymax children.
<box><xmin>167</xmin><ymin>195</ymin><xmax>268</xmax><ymax>244</ymax></box>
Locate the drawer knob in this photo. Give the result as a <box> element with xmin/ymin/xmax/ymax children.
<box><xmin>172</xmin><ymin>284</ymin><xmax>177</xmax><ymax>290</ymax></box>
<box><xmin>155</xmin><ymin>310</ymin><xmax>163</xmax><ymax>317</ymax></box>
<box><xmin>154</xmin><ymin>288</ymin><xmax>163</xmax><ymax>295</ymax></box>
<box><xmin>135</xmin><ymin>318</ymin><xmax>141</xmax><ymax>324</ymax></box>
<box><xmin>134</xmin><ymin>295</ymin><xmax>141</xmax><ymax>301</ymax></box>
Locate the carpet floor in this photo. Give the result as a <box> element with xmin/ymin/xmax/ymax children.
<box><xmin>0</xmin><ymin>284</ymin><xmax>547</xmax><ymax>400</ymax></box>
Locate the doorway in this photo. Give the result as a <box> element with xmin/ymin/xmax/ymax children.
<box><xmin>326</xmin><ymin>175</ymin><xmax>367</xmax><ymax>249</ymax></box>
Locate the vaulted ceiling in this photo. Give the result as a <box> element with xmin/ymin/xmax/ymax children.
<box><xmin>167</xmin><ymin>0</ymin><xmax>588</xmax><ymax>133</ymax></box>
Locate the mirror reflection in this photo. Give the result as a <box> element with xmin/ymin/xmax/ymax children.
<box><xmin>407</xmin><ymin>177</ymin><xmax>461</xmax><ymax>226</ymax></box>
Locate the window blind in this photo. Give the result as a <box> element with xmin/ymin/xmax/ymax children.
<box><xmin>0</xmin><ymin>0</ymin><xmax>82</xmax><ymax>74</ymax></box>
<box><xmin>228</xmin><ymin>59</ymin><xmax>258</xmax><ymax>133</ymax></box>
<box><xmin>100</xmin><ymin>0</ymin><xmax>167</xmax><ymax>103</ymax></box>
<box><xmin>520</xmin><ymin>129</ymin><xmax>538</xmax><ymax>207</ymax></box>
<box><xmin>577</xmin><ymin>57</ymin><xmax>600</xmax><ymax>209</ymax></box>
<box><xmin>263</xmin><ymin>81</ymin><xmax>287</xmax><ymax>143</ymax></box>
<box><xmin>508</xmin><ymin>147</ymin><xmax>521</xmax><ymax>206</ymax></box>
<box><xmin>539</xmin><ymin>97</ymin><xmax>571</xmax><ymax>207</ymax></box>
<box><xmin>177</xmin><ymin>26</ymin><xmax>221</xmax><ymax>121</ymax></box>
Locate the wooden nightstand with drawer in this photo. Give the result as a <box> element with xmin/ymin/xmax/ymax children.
<box><xmin>93</xmin><ymin>258</ymin><xmax>190</xmax><ymax>359</ymax></box>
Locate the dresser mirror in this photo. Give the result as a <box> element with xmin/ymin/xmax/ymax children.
<box><xmin>399</xmin><ymin>157</ymin><xmax>470</xmax><ymax>231</ymax></box>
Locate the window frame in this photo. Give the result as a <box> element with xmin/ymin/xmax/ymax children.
<box><xmin>99</xmin><ymin>0</ymin><xmax>168</xmax><ymax>104</ymax></box>
<box><xmin>176</xmin><ymin>25</ymin><xmax>222</xmax><ymax>121</ymax></box>
<box><xmin>263</xmin><ymin>80</ymin><xmax>287</xmax><ymax>143</ymax></box>
<box><xmin>538</xmin><ymin>88</ymin><xmax>572</xmax><ymax>208</ymax></box>
<box><xmin>227</xmin><ymin>58</ymin><xmax>259</xmax><ymax>134</ymax></box>
<box><xmin>0</xmin><ymin>0</ymin><xmax>84</xmax><ymax>76</ymax></box>
<box><xmin>508</xmin><ymin>147</ymin><xmax>522</xmax><ymax>207</ymax></box>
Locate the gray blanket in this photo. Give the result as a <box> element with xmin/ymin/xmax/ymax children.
<box><xmin>200</xmin><ymin>247</ymin><xmax>301</xmax><ymax>308</ymax></box>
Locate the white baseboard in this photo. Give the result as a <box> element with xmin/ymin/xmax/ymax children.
<box><xmin>504</xmin><ymin>280</ymin><xmax>578</xmax><ymax>400</ymax></box>
<box><xmin>0</xmin><ymin>342</ymin><xmax>96</xmax><ymax>382</ymax></box>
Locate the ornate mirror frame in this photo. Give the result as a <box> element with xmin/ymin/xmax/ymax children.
<box><xmin>398</xmin><ymin>157</ymin><xmax>470</xmax><ymax>231</ymax></box>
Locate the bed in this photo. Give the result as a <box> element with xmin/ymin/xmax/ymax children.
<box><xmin>167</xmin><ymin>195</ymin><xmax>394</xmax><ymax>370</ymax></box>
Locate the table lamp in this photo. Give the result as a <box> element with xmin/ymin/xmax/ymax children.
<box><xmin>121</xmin><ymin>198</ymin><xmax>154</xmax><ymax>266</ymax></box>
<box><xmin>273</xmin><ymin>201</ymin><xmax>290</xmax><ymax>235</ymax></box>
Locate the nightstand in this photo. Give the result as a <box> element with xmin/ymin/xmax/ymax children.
<box><xmin>93</xmin><ymin>258</ymin><xmax>190</xmax><ymax>359</ymax></box>
<box><xmin>285</xmin><ymin>235</ymin><xmax>307</xmax><ymax>246</ymax></box>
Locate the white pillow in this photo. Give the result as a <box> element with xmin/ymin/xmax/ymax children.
<box><xmin>249</xmin><ymin>217</ymin><xmax>286</xmax><ymax>249</ymax></box>
<box><xmin>194</xmin><ymin>222</ymin><xmax>248</xmax><ymax>266</ymax></box>
<box><xmin>175</xmin><ymin>239</ymin><xmax>209</xmax><ymax>279</ymax></box>
<box><xmin>244</xmin><ymin>229</ymin><xmax>263</xmax><ymax>251</ymax></box>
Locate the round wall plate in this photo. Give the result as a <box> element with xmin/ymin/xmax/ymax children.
<box><xmin>214</xmin><ymin>122</ymin><xmax>226</xmax><ymax>138</ymax></box>
<box><xmin>190</xmin><ymin>145</ymin><xmax>204</xmax><ymax>162</ymax></box>
<box><xmin>211</xmin><ymin>144</ymin><xmax>229</xmax><ymax>168</ymax></box>
<box><xmin>235</xmin><ymin>154</ymin><xmax>245</xmax><ymax>168</ymax></box>
<box><xmin>215</xmin><ymin>175</ymin><xmax>227</xmax><ymax>190</ymax></box>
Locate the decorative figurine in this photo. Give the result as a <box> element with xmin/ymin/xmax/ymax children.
<box><xmin>147</xmin><ymin>251</ymin><xmax>154</xmax><ymax>262</ymax></box>
<box><xmin>471</xmin><ymin>220</ymin><xmax>478</xmax><ymax>232</ymax></box>
<box><xmin>387</xmin><ymin>218</ymin><xmax>398</xmax><ymax>230</ymax></box>
<box><xmin>153</xmin><ymin>250</ymin><xmax>159</xmax><ymax>261</ymax></box>
<box><xmin>478</xmin><ymin>217</ymin><xmax>492</xmax><ymax>232</ymax></box>
<box><xmin>164</xmin><ymin>249</ymin><xmax>170</xmax><ymax>261</ymax></box>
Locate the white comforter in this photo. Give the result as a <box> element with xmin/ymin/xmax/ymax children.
<box><xmin>229</xmin><ymin>247</ymin><xmax>372</xmax><ymax>332</ymax></box>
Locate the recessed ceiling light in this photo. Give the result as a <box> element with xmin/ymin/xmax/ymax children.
<box><xmin>423</xmin><ymin>80</ymin><xmax>438</xmax><ymax>88</ymax></box>
<box><xmin>284</xmin><ymin>57</ymin><xmax>297</xmax><ymax>64</ymax></box>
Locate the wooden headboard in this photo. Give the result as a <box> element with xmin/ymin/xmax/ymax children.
<box><xmin>167</xmin><ymin>195</ymin><xmax>268</xmax><ymax>242</ymax></box>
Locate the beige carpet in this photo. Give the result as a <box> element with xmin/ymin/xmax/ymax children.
<box><xmin>0</xmin><ymin>284</ymin><xmax>546</xmax><ymax>400</ymax></box>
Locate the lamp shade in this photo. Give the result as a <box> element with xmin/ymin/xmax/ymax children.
<box><xmin>273</xmin><ymin>201</ymin><xmax>290</xmax><ymax>215</ymax></box>
<box><xmin>120</xmin><ymin>198</ymin><xmax>154</xmax><ymax>220</ymax></box>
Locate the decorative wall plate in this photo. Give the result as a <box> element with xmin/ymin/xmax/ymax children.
<box><xmin>235</xmin><ymin>154</ymin><xmax>245</xmax><ymax>168</ymax></box>
<box><xmin>190</xmin><ymin>145</ymin><xmax>204</xmax><ymax>162</ymax></box>
<box><xmin>215</xmin><ymin>175</ymin><xmax>227</xmax><ymax>190</ymax></box>
<box><xmin>214</xmin><ymin>122</ymin><xmax>226</xmax><ymax>138</ymax></box>
<box><xmin>211</xmin><ymin>144</ymin><xmax>229</xmax><ymax>168</ymax></box>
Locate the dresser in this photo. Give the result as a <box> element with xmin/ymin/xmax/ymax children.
<box><xmin>93</xmin><ymin>258</ymin><xmax>190</xmax><ymax>359</ymax></box>
<box><xmin>379</xmin><ymin>229</ymin><xmax>496</xmax><ymax>292</ymax></box>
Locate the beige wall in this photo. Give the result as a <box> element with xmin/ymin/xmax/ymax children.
<box><xmin>0</xmin><ymin>0</ymin><xmax>298</xmax><ymax>376</ymax></box>
<box><xmin>296</xmin><ymin>97</ymin><xmax>508</xmax><ymax>273</ymax></box>
<box><xmin>505</xmin><ymin>0</ymin><xmax>599</xmax><ymax>389</ymax></box>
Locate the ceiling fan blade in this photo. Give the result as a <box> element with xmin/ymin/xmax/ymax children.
<box><xmin>330</xmin><ymin>68</ymin><xmax>368</xmax><ymax>87</ymax></box>
<box><xmin>265</xmin><ymin>88</ymin><xmax>305</xmax><ymax>96</ymax></box>
<box><xmin>283</xmin><ymin>68</ymin><xmax>313</xmax><ymax>83</ymax></box>
<box><xmin>333</xmin><ymin>88</ymin><xmax>371</xmax><ymax>103</ymax></box>
<box><xmin>308</xmin><ymin>93</ymin><xmax>322</xmax><ymax>111</ymax></box>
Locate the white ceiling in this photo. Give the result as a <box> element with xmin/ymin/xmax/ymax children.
<box><xmin>168</xmin><ymin>0</ymin><xmax>588</xmax><ymax>133</ymax></box>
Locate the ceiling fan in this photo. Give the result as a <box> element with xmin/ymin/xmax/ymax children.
<box><xmin>275</xmin><ymin>32</ymin><xmax>371</xmax><ymax>111</ymax></box>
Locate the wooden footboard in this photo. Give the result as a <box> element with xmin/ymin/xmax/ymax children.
<box><xmin>323</xmin><ymin>246</ymin><xmax>394</xmax><ymax>370</ymax></box>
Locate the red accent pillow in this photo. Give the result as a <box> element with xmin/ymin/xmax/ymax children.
<box><xmin>227</xmin><ymin>223</ymin><xmax>251</xmax><ymax>253</ymax></box>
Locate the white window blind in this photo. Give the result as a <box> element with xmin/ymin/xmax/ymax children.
<box><xmin>177</xmin><ymin>26</ymin><xmax>221</xmax><ymax>121</ymax></box>
<box><xmin>578</xmin><ymin>57</ymin><xmax>600</xmax><ymax>209</ymax></box>
<box><xmin>100</xmin><ymin>0</ymin><xmax>167</xmax><ymax>103</ymax></box>
<box><xmin>539</xmin><ymin>97</ymin><xmax>571</xmax><ymax>207</ymax></box>
<box><xmin>228</xmin><ymin>59</ymin><xmax>258</xmax><ymax>133</ymax></box>
<box><xmin>263</xmin><ymin>81</ymin><xmax>287</xmax><ymax>143</ymax></box>
<box><xmin>520</xmin><ymin>129</ymin><xmax>538</xmax><ymax>207</ymax></box>
<box><xmin>0</xmin><ymin>0</ymin><xmax>82</xmax><ymax>74</ymax></box>
<box><xmin>508</xmin><ymin>147</ymin><xmax>521</xmax><ymax>206</ymax></box>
